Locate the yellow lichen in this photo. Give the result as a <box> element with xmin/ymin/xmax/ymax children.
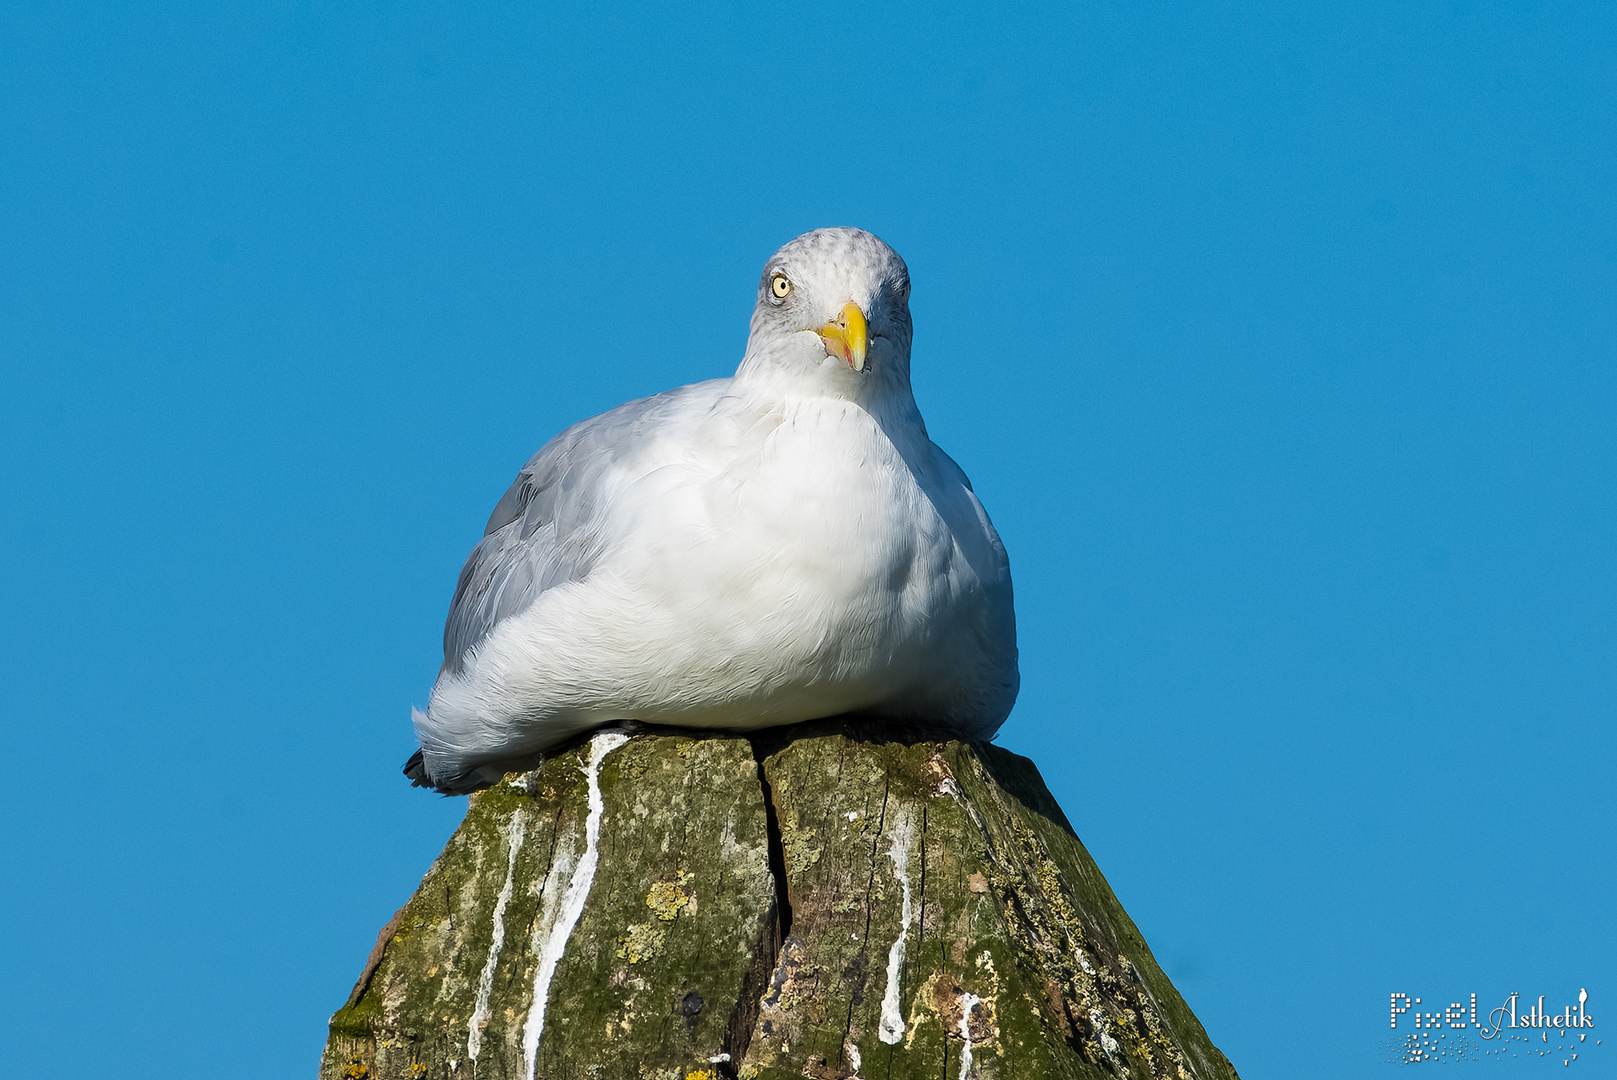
<box><xmin>616</xmin><ymin>870</ymin><xmax>695</xmax><ymax>960</ymax></box>
<box><xmin>779</xmin><ymin>812</ymin><xmax>822</xmax><ymax>873</ymax></box>
<box><xmin>615</xmin><ymin>921</ymin><xmax>666</xmax><ymax>964</ymax></box>
<box><xmin>646</xmin><ymin>876</ymin><xmax>691</xmax><ymax>921</ymax></box>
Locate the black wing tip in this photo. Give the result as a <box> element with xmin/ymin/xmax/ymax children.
<box><xmin>402</xmin><ymin>749</ymin><xmax>431</xmax><ymax>787</ymax></box>
<box><xmin>402</xmin><ymin>748</ymin><xmax>478</xmax><ymax>796</ymax></box>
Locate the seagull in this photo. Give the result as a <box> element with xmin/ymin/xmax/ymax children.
<box><xmin>406</xmin><ymin>228</ymin><xmax>1017</xmax><ymax>793</ymax></box>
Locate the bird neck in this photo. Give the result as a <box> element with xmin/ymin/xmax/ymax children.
<box><xmin>733</xmin><ymin>342</ymin><xmax>927</xmax><ymax>441</ymax></box>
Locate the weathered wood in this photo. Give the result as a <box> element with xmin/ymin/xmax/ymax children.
<box><xmin>322</xmin><ymin>723</ymin><xmax>1239</xmax><ymax>1080</ymax></box>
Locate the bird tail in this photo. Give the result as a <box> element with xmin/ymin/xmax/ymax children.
<box><xmin>405</xmin><ymin>707</ymin><xmax>497</xmax><ymax>794</ymax></box>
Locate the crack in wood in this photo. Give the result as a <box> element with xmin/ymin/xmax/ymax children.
<box><xmin>718</xmin><ymin>736</ymin><xmax>794</xmax><ymax>1077</ymax></box>
<box><xmin>840</xmin><ymin>780</ymin><xmax>891</xmax><ymax>1065</ymax></box>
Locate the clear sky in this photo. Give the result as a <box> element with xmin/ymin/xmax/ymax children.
<box><xmin>2</xmin><ymin>2</ymin><xmax>1612</xmax><ymax>1076</ymax></box>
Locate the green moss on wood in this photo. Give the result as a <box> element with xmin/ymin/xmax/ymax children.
<box><xmin>322</xmin><ymin>724</ymin><xmax>1238</xmax><ymax>1080</ymax></box>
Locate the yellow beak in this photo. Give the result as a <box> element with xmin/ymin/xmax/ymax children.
<box><xmin>816</xmin><ymin>302</ymin><xmax>869</xmax><ymax>373</ymax></box>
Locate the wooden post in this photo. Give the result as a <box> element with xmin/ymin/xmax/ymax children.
<box><xmin>321</xmin><ymin>722</ymin><xmax>1240</xmax><ymax>1080</ymax></box>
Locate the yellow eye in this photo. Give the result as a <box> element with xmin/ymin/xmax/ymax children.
<box><xmin>770</xmin><ymin>273</ymin><xmax>792</xmax><ymax>299</ymax></box>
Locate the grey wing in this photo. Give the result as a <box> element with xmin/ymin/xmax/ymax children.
<box><xmin>928</xmin><ymin>442</ymin><xmax>1012</xmax><ymax>584</ymax></box>
<box><xmin>439</xmin><ymin>378</ymin><xmax>731</xmax><ymax>675</ymax></box>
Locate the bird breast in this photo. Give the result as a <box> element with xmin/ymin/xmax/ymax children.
<box><xmin>608</xmin><ymin>395</ymin><xmax>983</xmax><ymax>681</ymax></box>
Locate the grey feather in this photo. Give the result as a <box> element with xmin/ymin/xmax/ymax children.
<box><xmin>440</xmin><ymin>379</ymin><xmax>730</xmax><ymax>673</ymax></box>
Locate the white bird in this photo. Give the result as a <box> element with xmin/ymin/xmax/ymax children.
<box><xmin>407</xmin><ymin>228</ymin><xmax>1017</xmax><ymax>793</ymax></box>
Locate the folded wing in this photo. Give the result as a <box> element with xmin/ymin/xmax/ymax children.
<box><xmin>439</xmin><ymin>378</ymin><xmax>732</xmax><ymax>674</ymax></box>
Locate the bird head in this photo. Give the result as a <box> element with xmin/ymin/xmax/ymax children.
<box><xmin>740</xmin><ymin>228</ymin><xmax>913</xmax><ymax>393</ymax></box>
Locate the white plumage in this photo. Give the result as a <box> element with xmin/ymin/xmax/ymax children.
<box><xmin>409</xmin><ymin>228</ymin><xmax>1017</xmax><ymax>792</ymax></box>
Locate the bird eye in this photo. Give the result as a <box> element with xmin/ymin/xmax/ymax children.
<box><xmin>770</xmin><ymin>273</ymin><xmax>792</xmax><ymax>299</ymax></box>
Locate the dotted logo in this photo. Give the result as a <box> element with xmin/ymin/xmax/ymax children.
<box><xmin>1381</xmin><ymin>989</ymin><xmax>1599</xmax><ymax>1067</ymax></box>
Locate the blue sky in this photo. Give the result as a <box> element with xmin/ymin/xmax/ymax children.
<box><xmin>2</xmin><ymin>2</ymin><xmax>1612</xmax><ymax>1076</ymax></box>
